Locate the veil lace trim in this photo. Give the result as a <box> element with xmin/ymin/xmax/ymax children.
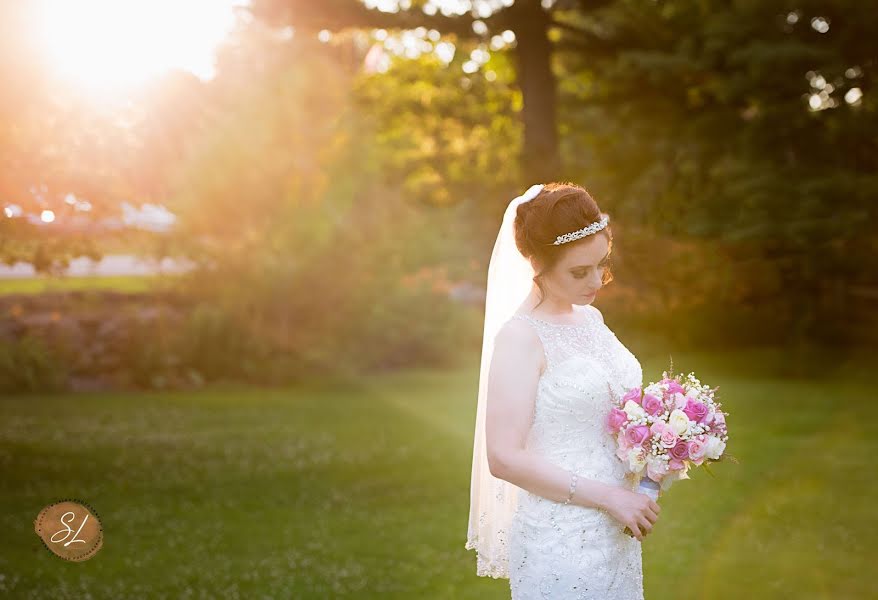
<box><xmin>465</xmin><ymin>183</ymin><xmax>544</xmax><ymax>579</ymax></box>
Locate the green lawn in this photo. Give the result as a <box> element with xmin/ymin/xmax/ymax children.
<box><xmin>0</xmin><ymin>348</ymin><xmax>873</xmax><ymax>598</ymax></box>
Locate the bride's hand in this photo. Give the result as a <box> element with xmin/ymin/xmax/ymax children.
<box><xmin>601</xmin><ymin>486</ymin><xmax>660</xmax><ymax>541</ymax></box>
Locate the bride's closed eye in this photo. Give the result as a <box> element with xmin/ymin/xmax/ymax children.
<box><xmin>573</xmin><ymin>260</ymin><xmax>610</xmax><ymax>279</ymax></box>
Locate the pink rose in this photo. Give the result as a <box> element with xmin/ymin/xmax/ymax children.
<box><xmin>624</xmin><ymin>424</ymin><xmax>651</xmax><ymax>447</ymax></box>
<box><xmin>649</xmin><ymin>421</ymin><xmax>668</xmax><ymax>437</ymax></box>
<box><xmin>607</xmin><ymin>408</ymin><xmax>629</xmax><ymax>433</ymax></box>
<box><xmin>683</xmin><ymin>398</ymin><xmax>709</xmax><ymax>423</ymax></box>
<box><xmin>665</xmin><ymin>379</ymin><xmax>685</xmax><ymax>395</ymax></box>
<box><xmin>668</xmin><ymin>458</ymin><xmax>685</xmax><ymax>471</ymax></box>
<box><xmin>622</xmin><ymin>387</ymin><xmax>643</xmax><ymax>405</ymax></box>
<box><xmin>669</xmin><ymin>439</ymin><xmax>690</xmax><ymax>461</ymax></box>
<box><xmin>615</xmin><ymin>434</ymin><xmax>635</xmax><ymax>459</ymax></box>
<box><xmin>658</xmin><ymin>428</ymin><xmax>678</xmax><ymax>449</ymax></box>
<box><xmin>641</xmin><ymin>393</ymin><xmax>664</xmax><ymax>417</ymax></box>
<box><xmin>687</xmin><ymin>435</ymin><xmax>708</xmax><ymax>464</ymax></box>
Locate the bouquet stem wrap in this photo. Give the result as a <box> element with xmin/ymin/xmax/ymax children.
<box><xmin>637</xmin><ymin>474</ymin><xmax>661</xmax><ymax>502</ymax></box>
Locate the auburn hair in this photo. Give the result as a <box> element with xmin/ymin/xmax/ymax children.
<box><xmin>513</xmin><ymin>181</ymin><xmax>614</xmax><ymax>309</ymax></box>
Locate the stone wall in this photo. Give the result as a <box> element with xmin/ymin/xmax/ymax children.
<box><xmin>0</xmin><ymin>291</ymin><xmax>196</xmax><ymax>392</ymax></box>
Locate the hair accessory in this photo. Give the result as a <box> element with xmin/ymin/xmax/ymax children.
<box><xmin>551</xmin><ymin>214</ymin><xmax>610</xmax><ymax>245</ymax></box>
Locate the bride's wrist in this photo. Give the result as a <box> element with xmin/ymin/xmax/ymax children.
<box><xmin>569</xmin><ymin>478</ymin><xmax>615</xmax><ymax>511</ymax></box>
<box><xmin>593</xmin><ymin>483</ymin><xmax>618</xmax><ymax>511</ymax></box>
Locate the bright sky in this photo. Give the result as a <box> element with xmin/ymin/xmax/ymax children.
<box><xmin>32</xmin><ymin>0</ymin><xmax>242</xmax><ymax>94</ymax></box>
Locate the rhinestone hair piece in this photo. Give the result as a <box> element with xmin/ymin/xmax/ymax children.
<box><xmin>551</xmin><ymin>214</ymin><xmax>610</xmax><ymax>245</ymax></box>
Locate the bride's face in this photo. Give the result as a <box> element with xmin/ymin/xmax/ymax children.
<box><xmin>541</xmin><ymin>234</ymin><xmax>610</xmax><ymax>306</ymax></box>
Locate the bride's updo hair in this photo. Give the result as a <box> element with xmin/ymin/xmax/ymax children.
<box><xmin>514</xmin><ymin>181</ymin><xmax>614</xmax><ymax>306</ymax></box>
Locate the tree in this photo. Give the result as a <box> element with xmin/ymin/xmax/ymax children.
<box><xmin>552</xmin><ymin>0</ymin><xmax>878</xmax><ymax>345</ymax></box>
<box><xmin>250</xmin><ymin>0</ymin><xmax>622</xmax><ymax>185</ymax></box>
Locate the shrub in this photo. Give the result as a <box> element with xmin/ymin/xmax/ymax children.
<box><xmin>0</xmin><ymin>335</ymin><xmax>67</xmax><ymax>393</ymax></box>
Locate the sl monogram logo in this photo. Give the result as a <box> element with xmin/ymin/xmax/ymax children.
<box><xmin>34</xmin><ymin>499</ymin><xmax>103</xmax><ymax>561</ymax></box>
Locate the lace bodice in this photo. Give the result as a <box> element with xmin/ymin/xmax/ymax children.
<box><xmin>505</xmin><ymin>303</ymin><xmax>646</xmax><ymax>599</ymax></box>
<box><xmin>511</xmin><ymin>304</ymin><xmax>642</xmax><ymax>485</ymax></box>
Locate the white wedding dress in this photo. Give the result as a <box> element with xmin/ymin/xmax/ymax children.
<box><xmin>505</xmin><ymin>303</ymin><xmax>645</xmax><ymax>599</ymax></box>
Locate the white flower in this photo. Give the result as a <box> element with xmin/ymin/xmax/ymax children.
<box><xmin>704</xmin><ymin>436</ymin><xmax>726</xmax><ymax>459</ymax></box>
<box><xmin>644</xmin><ymin>383</ymin><xmax>663</xmax><ymax>398</ymax></box>
<box><xmin>623</xmin><ymin>399</ymin><xmax>648</xmax><ymax>420</ymax></box>
<box><xmin>646</xmin><ymin>453</ymin><xmax>667</xmax><ymax>474</ymax></box>
<box><xmin>668</xmin><ymin>409</ymin><xmax>692</xmax><ymax>436</ymax></box>
<box><xmin>704</xmin><ymin>406</ymin><xmax>716</xmax><ymax>424</ymax></box>
<box><xmin>627</xmin><ymin>448</ymin><xmax>647</xmax><ymax>473</ymax></box>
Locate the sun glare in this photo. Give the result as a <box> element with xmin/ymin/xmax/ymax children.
<box><xmin>32</xmin><ymin>0</ymin><xmax>240</xmax><ymax>94</ymax></box>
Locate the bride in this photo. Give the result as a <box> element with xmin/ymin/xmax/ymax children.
<box><xmin>465</xmin><ymin>182</ymin><xmax>661</xmax><ymax>599</ymax></box>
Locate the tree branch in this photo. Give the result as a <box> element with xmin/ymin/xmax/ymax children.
<box><xmin>548</xmin><ymin>18</ymin><xmax>622</xmax><ymax>59</ymax></box>
<box><xmin>249</xmin><ymin>0</ymin><xmax>518</xmax><ymax>39</ymax></box>
<box><xmin>548</xmin><ymin>18</ymin><xmax>593</xmax><ymax>37</ymax></box>
<box><xmin>551</xmin><ymin>38</ymin><xmax>619</xmax><ymax>59</ymax></box>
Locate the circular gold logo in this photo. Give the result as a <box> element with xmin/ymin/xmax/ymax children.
<box><xmin>34</xmin><ymin>499</ymin><xmax>103</xmax><ymax>562</ymax></box>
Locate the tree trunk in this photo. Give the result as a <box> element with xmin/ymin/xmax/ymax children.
<box><xmin>512</xmin><ymin>1</ymin><xmax>562</xmax><ymax>185</ymax></box>
<box><xmin>250</xmin><ymin>0</ymin><xmax>565</xmax><ymax>187</ymax></box>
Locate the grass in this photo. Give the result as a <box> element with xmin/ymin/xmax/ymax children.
<box><xmin>0</xmin><ymin>347</ymin><xmax>873</xmax><ymax>598</ymax></box>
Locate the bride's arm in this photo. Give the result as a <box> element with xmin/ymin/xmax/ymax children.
<box><xmin>485</xmin><ymin>319</ymin><xmax>613</xmax><ymax>511</ymax></box>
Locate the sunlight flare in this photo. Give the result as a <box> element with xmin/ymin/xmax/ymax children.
<box><xmin>32</xmin><ymin>0</ymin><xmax>239</xmax><ymax>93</ymax></box>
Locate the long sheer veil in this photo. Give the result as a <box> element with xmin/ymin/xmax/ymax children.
<box><xmin>465</xmin><ymin>183</ymin><xmax>544</xmax><ymax>578</ymax></box>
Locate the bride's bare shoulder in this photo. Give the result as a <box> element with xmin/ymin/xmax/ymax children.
<box><xmin>495</xmin><ymin>316</ymin><xmax>539</xmax><ymax>343</ymax></box>
<box><xmin>492</xmin><ymin>317</ymin><xmax>546</xmax><ymax>374</ymax></box>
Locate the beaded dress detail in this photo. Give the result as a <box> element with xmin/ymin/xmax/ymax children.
<box><xmin>506</xmin><ymin>304</ymin><xmax>645</xmax><ymax>600</ymax></box>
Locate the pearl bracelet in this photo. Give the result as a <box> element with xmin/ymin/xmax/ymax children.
<box><xmin>563</xmin><ymin>472</ymin><xmax>578</xmax><ymax>505</ymax></box>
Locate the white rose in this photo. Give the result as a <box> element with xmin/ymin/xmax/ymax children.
<box><xmin>668</xmin><ymin>409</ymin><xmax>692</xmax><ymax>436</ymax></box>
<box><xmin>704</xmin><ymin>436</ymin><xmax>726</xmax><ymax>460</ymax></box>
<box><xmin>623</xmin><ymin>400</ymin><xmax>648</xmax><ymax>420</ymax></box>
<box><xmin>627</xmin><ymin>448</ymin><xmax>646</xmax><ymax>473</ymax></box>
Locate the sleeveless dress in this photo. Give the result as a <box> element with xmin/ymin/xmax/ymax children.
<box><xmin>506</xmin><ymin>304</ymin><xmax>645</xmax><ymax>600</ymax></box>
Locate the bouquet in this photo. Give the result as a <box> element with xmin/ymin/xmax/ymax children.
<box><xmin>606</xmin><ymin>365</ymin><xmax>731</xmax><ymax>535</ymax></box>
